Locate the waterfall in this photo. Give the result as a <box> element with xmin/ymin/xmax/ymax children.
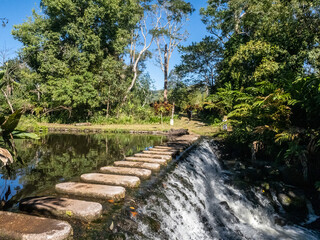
<box><xmin>134</xmin><ymin>139</ymin><xmax>320</xmax><ymax>240</ymax></box>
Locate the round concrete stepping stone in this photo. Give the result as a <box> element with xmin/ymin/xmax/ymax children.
<box><xmin>134</xmin><ymin>153</ymin><xmax>171</xmax><ymax>160</ymax></box>
<box><xmin>55</xmin><ymin>182</ymin><xmax>125</xmax><ymax>201</ymax></box>
<box><xmin>125</xmin><ymin>156</ymin><xmax>167</xmax><ymax>165</ymax></box>
<box><xmin>19</xmin><ymin>196</ymin><xmax>102</xmax><ymax>222</ymax></box>
<box><xmin>100</xmin><ymin>166</ymin><xmax>152</xmax><ymax>180</ymax></box>
<box><xmin>142</xmin><ymin>150</ymin><xmax>175</xmax><ymax>155</ymax></box>
<box><xmin>0</xmin><ymin>211</ymin><xmax>72</xmax><ymax>240</ymax></box>
<box><xmin>81</xmin><ymin>173</ymin><xmax>140</xmax><ymax>188</ymax></box>
<box><xmin>114</xmin><ymin>161</ymin><xmax>161</xmax><ymax>171</ymax></box>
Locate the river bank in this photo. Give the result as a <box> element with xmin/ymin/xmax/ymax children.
<box><xmin>23</xmin><ymin>117</ymin><xmax>219</xmax><ymax>136</ymax></box>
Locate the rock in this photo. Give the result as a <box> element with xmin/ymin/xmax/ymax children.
<box><xmin>114</xmin><ymin>161</ymin><xmax>161</xmax><ymax>171</ymax></box>
<box><xmin>125</xmin><ymin>157</ymin><xmax>167</xmax><ymax>166</ymax></box>
<box><xmin>0</xmin><ymin>148</ymin><xmax>13</xmax><ymax>166</ymax></box>
<box><xmin>274</xmin><ymin>216</ymin><xmax>287</xmax><ymax>226</ymax></box>
<box><xmin>19</xmin><ymin>196</ymin><xmax>102</xmax><ymax>222</ymax></box>
<box><xmin>143</xmin><ymin>215</ymin><xmax>161</xmax><ymax>232</ymax></box>
<box><xmin>100</xmin><ymin>166</ymin><xmax>152</xmax><ymax>180</ymax></box>
<box><xmin>81</xmin><ymin>173</ymin><xmax>140</xmax><ymax>188</ymax></box>
<box><xmin>0</xmin><ymin>211</ymin><xmax>72</xmax><ymax>240</ymax></box>
<box><xmin>133</xmin><ymin>153</ymin><xmax>171</xmax><ymax>160</ymax></box>
<box><xmin>167</xmin><ymin>128</ymin><xmax>189</xmax><ymax>136</ymax></box>
<box><xmin>55</xmin><ymin>182</ymin><xmax>125</xmax><ymax>201</ymax></box>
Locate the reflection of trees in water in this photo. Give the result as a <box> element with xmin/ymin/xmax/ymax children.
<box><xmin>0</xmin><ymin>133</ymin><xmax>165</xmax><ymax>209</ymax></box>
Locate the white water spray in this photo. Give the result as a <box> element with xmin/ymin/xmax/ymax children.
<box><xmin>134</xmin><ymin>139</ymin><xmax>320</xmax><ymax>240</ymax></box>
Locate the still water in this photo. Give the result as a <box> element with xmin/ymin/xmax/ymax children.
<box><xmin>0</xmin><ymin>133</ymin><xmax>166</xmax><ymax>210</ymax></box>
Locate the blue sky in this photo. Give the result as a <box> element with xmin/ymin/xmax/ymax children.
<box><xmin>0</xmin><ymin>0</ymin><xmax>208</xmax><ymax>90</ymax></box>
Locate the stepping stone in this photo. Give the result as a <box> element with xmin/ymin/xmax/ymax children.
<box><xmin>142</xmin><ymin>150</ymin><xmax>175</xmax><ymax>155</ymax></box>
<box><xmin>81</xmin><ymin>173</ymin><xmax>140</xmax><ymax>188</ymax></box>
<box><xmin>100</xmin><ymin>166</ymin><xmax>152</xmax><ymax>180</ymax></box>
<box><xmin>125</xmin><ymin>157</ymin><xmax>167</xmax><ymax>166</ymax></box>
<box><xmin>153</xmin><ymin>146</ymin><xmax>184</xmax><ymax>151</ymax></box>
<box><xmin>114</xmin><ymin>161</ymin><xmax>161</xmax><ymax>171</ymax></box>
<box><xmin>55</xmin><ymin>182</ymin><xmax>125</xmax><ymax>201</ymax></box>
<box><xmin>150</xmin><ymin>147</ymin><xmax>178</xmax><ymax>153</ymax></box>
<box><xmin>153</xmin><ymin>146</ymin><xmax>175</xmax><ymax>149</ymax></box>
<box><xmin>0</xmin><ymin>211</ymin><xmax>72</xmax><ymax>240</ymax></box>
<box><xmin>134</xmin><ymin>153</ymin><xmax>171</xmax><ymax>160</ymax></box>
<box><xmin>19</xmin><ymin>196</ymin><xmax>102</xmax><ymax>222</ymax></box>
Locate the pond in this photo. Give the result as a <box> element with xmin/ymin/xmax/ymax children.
<box><xmin>0</xmin><ymin>133</ymin><xmax>167</xmax><ymax>211</ymax></box>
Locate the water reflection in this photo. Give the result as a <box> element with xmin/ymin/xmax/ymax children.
<box><xmin>0</xmin><ymin>133</ymin><xmax>166</xmax><ymax>208</ymax></box>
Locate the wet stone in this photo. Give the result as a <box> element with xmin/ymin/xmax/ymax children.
<box><xmin>125</xmin><ymin>157</ymin><xmax>167</xmax><ymax>166</ymax></box>
<box><xmin>100</xmin><ymin>166</ymin><xmax>152</xmax><ymax>180</ymax></box>
<box><xmin>114</xmin><ymin>161</ymin><xmax>161</xmax><ymax>171</ymax></box>
<box><xmin>20</xmin><ymin>196</ymin><xmax>102</xmax><ymax>222</ymax></box>
<box><xmin>150</xmin><ymin>147</ymin><xmax>178</xmax><ymax>153</ymax></box>
<box><xmin>81</xmin><ymin>173</ymin><xmax>140</xmax><ymax>188</ymax></box>
<box><xmin>55</xmin><ymin>182</ymin><xmax>125</xmax><ymax>201</ymax></box>
<box><xmin>142</xmin><ymin>150</ymin><xmax>175</xmax><ymax>155</ymax></box>
<box><xmin>134</xmin><ymin>153</ymin><xmax>172</xmax><ymax>161</ymax></box>
<box><xmin>0</xmin><ymin>211</ymin><xmax>72</xmax><ymax>240</ymax></box>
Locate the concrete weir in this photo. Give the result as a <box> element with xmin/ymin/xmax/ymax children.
<box><xmin>81</xmin><ymin>173</ymin><xmax>140</xmax><ymax>188</ymax></box>
<box><xmin>134</xmin><ymin>153</ymin><xmax>171</xmax><ymax>160</ymax></box>
<box><xmin>100</xmin><ymin>166</ymin><xmax>152</xmax><ymax>180</ymax></box>
<box><xmin>55</xmin><ymin>182</ymin><xmax>126</xmax><ymax>201</ymax></box>
<box><xmin>20</xmin><ymin>196</ymin><xmax>103</xmax><ymax>222</ymax></box>
<box><xmin>0</xmin><ymin>211</ymin><xmax>72</xmax><ymax>240</ymax></box>
<box><xmin>125</xmin><ymin>156</ymin><xmax>167</xmax><ymax>165</ymax></box>
<box><xmin>114</xmin><ymin>161</ymin><xmax>161</xmax><ymax>171</ymax></box>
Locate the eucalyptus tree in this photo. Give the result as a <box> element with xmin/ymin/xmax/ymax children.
<box><xmin>153</xmin><ymin>0</ymin><xmax>194</xmax><ymax>102</ymax></box>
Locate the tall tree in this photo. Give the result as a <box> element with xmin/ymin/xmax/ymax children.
<box><xmin>153</xmin><ymin>0</ymin><xmax>194</xmax><ymax>102</ymax></box>
<box><xmin>201</xmin><ymin>0</ymin><xmax>320</xmax><ymax>183</ymax></box>
<box><xmin>175</xmin><ymin>36</ymin><xmax>223</xmax><ymax>95</ymax></box>
<box><xmin>12</xmin><ymin>0</ymin><xmax>142</xmax><ymax>120</ymax></box>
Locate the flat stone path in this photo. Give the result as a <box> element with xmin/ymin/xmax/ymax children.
<box><xmin>100</xmin><ymin>166</ymin><xmax>152</xmax><ymax>180</ymax></box>
<box><xmin>125</xmin><ymin>156</ymin><xmax>167</xmax><ymax>165</ymax></box>
<box><xmin>134</xmin><ymin>153</ymin><xmax>171</xmax><ymax>160</ymax></box>
<box><xmin>149</xmin><ymin>148</ymin><xmax>178</xmax><ymax>153</ymax></box>
<box><xmin>114</xmin><ymin>161</ymin><xmax>161</xmax><ymax>171</ymax></box>
<box><xmin>20</xmin><ymin>196</ymin><xmax>103</xmax><ymax>222</ymax></box>
<box><xmin>81</xmin><ymin>173</ymin><xmax>140</xmax><ymax>188</ymax></box>
<box><xmin>55</xmin><ymin>182</ymin><xmax>126</xmax><ymax>201</ymax></box>
<box><xmin>0</xmin><ymin>211</ymin><xmax>72</xmax><ymax>240</ymax></box>
<box><xmin>2</xmin><ymin>132</ymin><xmax>200</xmax><ymax>239</ymax></box>
<box><xmin>142</xmin><ymin>150</ymin><xmax>175</xmax><ymax>155</ymax></box>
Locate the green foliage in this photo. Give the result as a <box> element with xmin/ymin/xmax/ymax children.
<box><xmin>175</xmin><ymin>36</ymin><xmax>223</xmax><ymax>93</ymax></box>
<box><xmin>200</xmin><ymin>0</ymin><xmax>320</xmax><ymax>186</ymax></box>
<box><xmin>11</xmin><ymin>0</ymin><xmax>143</xmax><ymax>121</ymax></box>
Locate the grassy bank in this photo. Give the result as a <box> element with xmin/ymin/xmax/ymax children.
<box><xmin>26</xmin><ymin>117</ymin><xmax>219</xmax><ymax>136</ymax></box>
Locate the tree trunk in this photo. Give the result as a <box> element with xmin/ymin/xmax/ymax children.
<box><xmin>164</xmin><ymin>44</ymin><xmax>168</xmax><ymax>102</ymax></box>
<box><xmin>1</xmin><ymin>89</ymin><xmax>14</xmax><ymax>113</ymax></box>
<box><xmin>106</xmin><ymin>86</ymin><xmax>110</xmax><ymax>118</ymax></box>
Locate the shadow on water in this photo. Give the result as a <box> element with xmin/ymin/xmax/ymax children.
<box><xmin>0</xmin><ymin>133</ymin><xmax>166</xmax><ymax>211</ymax></box>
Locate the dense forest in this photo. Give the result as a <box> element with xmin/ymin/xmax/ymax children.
<box><xmin>0</xmin><ymin>0</ymin><xmax>320</xmax><ymax>190</ymax></box>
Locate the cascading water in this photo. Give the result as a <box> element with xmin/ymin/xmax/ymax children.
<box><xmin>133</xmin><ymin>139</ymin><xmax>320</xmax><ymax>240</ymax></box>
